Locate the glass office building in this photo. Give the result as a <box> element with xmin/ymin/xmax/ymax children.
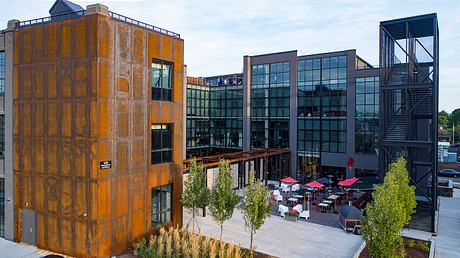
<box><xmin>186</xmin><ymin>74</ymin><xmax>243</xmax><ymax>158</ymax></box>
<box><xmin>186</xmin><ymin>50</ymin><xmax>380</xmax><ymax>180</ymax></box>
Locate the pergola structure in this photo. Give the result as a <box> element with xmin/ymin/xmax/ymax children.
<box><xmin>183</xmin><ymin>149</ymin><xmax>290</xmax><ymax>189</ymax></box>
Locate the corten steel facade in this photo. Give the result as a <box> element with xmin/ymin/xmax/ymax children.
<box><xmin>379</xmin><ymin>14</ymin><xmax>439</xmax><ymax>232</ymax></box>
<box><xmin>8</xmin><ymin>3</ymin><xmax>184</xmax><ymax>257</ymax></box>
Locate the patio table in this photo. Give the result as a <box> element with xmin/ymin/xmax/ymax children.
<box><xmin>323</xmin><ymin>200</ymin><xmax>333</xmax><ymax>204</ymax></box>
<box><xmin>293</xmin><ymin>195</ymin><xmax>303</xmax><ymax>199</ymax></box>
<box><xmin>319</xmin><ymin>203</ymin><xmax>329</xmax><ymax>213</ymax></box>
<box><xmin>328</xmin><ymin>194</ymin><xmax>339</xmax><ymax>200</ymax></box>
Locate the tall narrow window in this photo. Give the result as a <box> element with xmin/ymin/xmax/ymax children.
<box><xmin>151</xmin><ymin>124</ymin><xmax>172</xmax><ymax>164</ymax></box>
<box><xmin>152</xmin><ymin>59</ymin><xmax>173</xmax><ymax>101</ymax></box>
<box><xmin>151</xmin><ymin>184</ymin><xmax>172</xmax><ymax>228</ymax></box>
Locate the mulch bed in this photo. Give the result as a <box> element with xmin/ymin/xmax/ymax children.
<box><xmin>359</xmin><ymin>237</ymin><xmax>430</xmax><ymax>258</ymax></box>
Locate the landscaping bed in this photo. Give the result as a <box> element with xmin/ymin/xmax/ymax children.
<box><xmin>359</xmin><ymin>237</ymin><xmax>430</xmax><ymax>258</ymax></box>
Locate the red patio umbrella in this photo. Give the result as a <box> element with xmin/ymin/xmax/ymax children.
<box><xmin>338</xmin><ymin>177</ymin><xmax>359</xmax><ymax>187</ymax></box>
<box><xmin>280</xmin><ymin>177</ymin><xmax>299</xmax><ymax>184</ymax></box>
<box><xmin>305</xmin><ymin>181</ymin><xmax>325</xmax><ymax>188</ymax></box>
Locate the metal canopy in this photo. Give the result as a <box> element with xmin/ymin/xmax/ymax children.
<box><xmin>380</xmin><ymin>13</ymin><xmax>437</xmax><ymax>40</ymax></box>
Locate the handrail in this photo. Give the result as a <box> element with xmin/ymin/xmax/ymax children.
<box><xmin>108</xmin><ymin>11</ymin><xmax>180</xmax><ymax>39</ymax></box>
<box><xmin>15</xmin><ymin>10</ymin><xmax>181</xmax><ymax>39</ymax></box>
<box><xmin>16</xmin><ymin>11</ymin><xmax>86</xmax><ymax>27</ymax></box>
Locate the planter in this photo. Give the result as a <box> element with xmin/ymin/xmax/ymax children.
<box><xmin>285</xmin><ymin>212</ymin><xmax>299</xmax><ymax>222</ymax></box>
<box><xmin>358</xmin><ymin>237</ymin><xmax>430</xmax><ymax>258</ymax></box>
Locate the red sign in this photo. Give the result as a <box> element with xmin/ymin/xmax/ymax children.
<box><xmin>347</xmin><ymin>157</ymin><xmax>354</xmax><ymax>169</ymax></box>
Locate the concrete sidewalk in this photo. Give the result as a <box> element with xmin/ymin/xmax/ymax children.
<box><xmin>184</xmin><ymin>208</ymin><xmax>363</xmax><ymax>258</ymax></box>
<box><xmin>435</xmin><ymin>189</ymin><xmax>460</xmax><ymax>257</ymax></box>
<box><xmin>0</xmin><ymin>238</ymin><xmax>65</xmax><ymax>258</ymax></box>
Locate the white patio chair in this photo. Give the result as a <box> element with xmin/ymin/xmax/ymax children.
<box><xmin>293</xmin><ymin>204</ymin><xmax>303</xmax><ymax>213</ymax></box>
<box><xmin>291</xmin><ymin>184</ymin><xmax>300</xmax><ymax>192</ymax></box>
<box><xmin>273</xmin><ymin>190</ymin><xmax>281</xmax><ymax>197</ymax></box>
<box><xmin>278</xmin><ymin>204</ymin><xmax>289</xmax><ymax>218</ymax></box>
<box><xmin>299</xmin><ymin>210</ymin><xmax>310</xmax><ymax>220</ymax></box>
<box><xmin>275</xmin><ymin>194</ymin><xmax>283</xmax><ymax>202</ymax></box>
<box><xmin>281</xmin><ymin>185</ymin><xmax>290</xmax><ymax>193</ymax></box>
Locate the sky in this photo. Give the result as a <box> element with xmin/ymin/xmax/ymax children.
<box><xmin>1</xmin><ymin>0</ymin><xmax>459</xmax><ymax>112</ymax></box>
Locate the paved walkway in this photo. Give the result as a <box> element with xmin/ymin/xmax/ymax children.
<box><xmin>435</xmin><ymin>189</ymin><xmax>460</xmax><ymax>257</ymax></box>
<box><xmin>184</xmin><ymin>208</ymin><xmax>363</xmax><ymax>258</ymax></box>
<box><xmin>0</xmin><ymin>238</ymin><xmax>63</xmax><ymax>258</ymax></box>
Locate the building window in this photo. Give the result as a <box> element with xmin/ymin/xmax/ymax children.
<box><xmin>250</xmin><ymin>62</ymin><xmax>290</xmax><ymax>150</ymax></box>
<box><xmin>151</xmin><ymin>124</ymin><xmax>172</xmax><ymax>164</ymax></box>
<box><xmin>152</xmin><ymin>59</ymin><xmax>173</xmax><ymax>101</ymax></box>
<box><xmin>0</xmin><ymin>178</ymin><xmax>4</xmax><ymax>237</ymax></box>
<box><xmin>151</xmin><ymin>184</ymin><xmax>172</xmax><ymax>228</ymax></box>
<box><xmin>356</xmin><ymin>77</ymin><xmax>379</xmax><ymax>155</ymax></box>
<box><xmin>0</xmin><ymin>115</ymin><xmax>4</xmax><ymax>158</ymax></box>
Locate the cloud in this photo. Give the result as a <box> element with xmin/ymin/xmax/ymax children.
<box><xmin>1</xmin><ymin>0</ymin><xmax>459</xmax><ymax>111</ymax></box>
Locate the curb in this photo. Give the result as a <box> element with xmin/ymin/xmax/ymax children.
<box><xmin>429</xmin><ymin>238</ymin><xmax>435</xmax><ymax>258</ymax></box>
<box><xmin>352</xmin><ymin>241</ymin><xmax>366</xmax><ymax>258</ymax></box>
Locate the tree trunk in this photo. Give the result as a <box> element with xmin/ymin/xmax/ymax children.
<box><xmin>202</xmin><ymin>207</ymin><xmax>206</xmax><ymax>217</ymax></box>
<box><xmin>192</xmin><ymin>206</ymin><xmax>195</xmax><ymax>233</ymax></box>
<box><xmin>250</xmin><ymin>232</ymin><xmax>253</xmax><ymax>253</ymax></box>
<box><xmin>220</xmin><ymin>224</ymin><xmax>223</xmax><ymax>240</ymax></box>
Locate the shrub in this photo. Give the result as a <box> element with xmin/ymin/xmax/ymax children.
<box><xmin>416</xmin><ymin>241</ymin><xmax>430</xmax><ymax>253</ymax></box>
<box><xmin>285</xmin><ymin>211</ymin><xmax>299</xmax><ymax>217</ymax></box>
<box><xmin>407</xmin><ymin>239</ymin><xmax>415</xmax><ymax>249</ymax></box>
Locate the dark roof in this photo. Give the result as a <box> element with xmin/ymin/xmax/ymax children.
<box><xmin>380</xmin><ymin>13</ymin><xmax>437</xmax><ymax>40</ymax></box>
<box><xmin>339</xmin><ymin>205</ymin><xmax>362</xmax><ymax>220</ymax></box>
<box><xmin>49</xmin><ymin>0</ymin><xmax>84</xmax><ymax>16</ymax></box>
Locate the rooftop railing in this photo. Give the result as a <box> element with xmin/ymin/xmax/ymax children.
<box><xmin>109</xmin><ymin>11</ymin><xmax>180</xmax><ymax>39</ymax></box>
<box><xmin>15</xmin><ymin>10</ymin><xmax>181</xmax><ymax>39</ymax></box>
<box><xmin>16</xmin><ymin>10</ymin><xmax>86</xmax><ymax>27</ymax></box>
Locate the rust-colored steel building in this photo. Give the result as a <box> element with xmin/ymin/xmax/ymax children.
<box><xmin>9</xmin><ymin>1</ymin><xmax>184</xmax><ymax>257</ymax></box>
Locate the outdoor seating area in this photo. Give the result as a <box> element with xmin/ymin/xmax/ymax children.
<box><xmin>269</xmin><ymin>176</ymin><xmax>366</xmax><ymax>229</ymax></box>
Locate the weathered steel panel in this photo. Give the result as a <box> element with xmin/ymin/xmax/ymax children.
<box><xmin>14</xmin><ymin>11</ymin><xmax>184</xmax><ymax>257</ymax></box>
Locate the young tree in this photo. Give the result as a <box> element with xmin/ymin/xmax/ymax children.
<box><xmin>182</xmin><ymin>158</ymin><xmax>210</xmax><ymax>232</ymax></box>
<box><xmin>241</xmin><ymin>171</ymin><xmax>272</xmax><ymax>253</ymax></box>
<box><xmin>388</xmin><ymin>157</ymin><xmax>416</xmax><ymax>226</ymax></box>
<box><xmin>209</xmin><ymin>159</ymin><xmax>239</xmax><ymax>240</ymax></box>
<box><xmin>362</xmin><ymin>157</ymin><xmax>416</xmax><ymax>258</ymax></box>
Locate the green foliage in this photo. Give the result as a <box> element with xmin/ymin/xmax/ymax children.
<box><xmin>388</xmin><ymin>158</ymin><xmax>416</xmax><ymax>226</ymax></box>
<box><xmin>182</xmin><ymin>158</ymin><xmax>210</xmax><ymax>232</ymax></box>
<box><xmin>407</xmin><ymin>239</ymin><xmax>415</xmax><ymax>249</ymax></box>
<box><xmin>241</xmin><ymin>171</ymin><xmax>272</xmax><ymax>252</ymax></box>
<box><xmin>439</xmin><ymin>110</ymin><xmax>449</xmax><ymax>128</ymax></box>
<box><xmin>209</xmin><ymin>159</ymin><xmax>240</xmax><ymax>240</ymax></box>
<box><xmin>285</xmin><ymin>211</ymin><xmax>299</xmax><ymax>217</ymax></box>
<box><xmin>362</xmin><ymin>157</ymin><xmax>416</xmax><ymax>258</ymax></box>
<box><xmin>133</xmin><ymin>237</ymin><xmax>158</xmax><ymax>258</ymax></box>
<box><xmin>449</xmin><ymin>108</ymin><xmax>460</xmax><ymax>127</ymax></box>
<box><xmin>416</xmin><ymin>241</ymin><xmax>430</xmax><ymax>253</ymax></box>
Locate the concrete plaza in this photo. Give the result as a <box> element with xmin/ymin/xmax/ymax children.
<box><xmin>183</xmin><ymin>207</ymin><xmax>363</xmax><ymax>258</ymax></box>
<box><xmin>0</xmin><ymin>238</ymin><xmax>62</xmax><ymax>258</ymax></box>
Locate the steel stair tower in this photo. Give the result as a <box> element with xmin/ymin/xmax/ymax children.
<box><xmin>379</xmin><ymin>14</ymin><xmax>439</xmax><ymax>232</ymax></box>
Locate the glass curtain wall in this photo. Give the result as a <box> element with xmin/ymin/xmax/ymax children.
<box><xmin>297</xmin><ymin>55</ymin><xmax>347</xmax><ymax>179</ymax></box>
<box><xmin>356</xmin><ymin>77</ymin><xmax>379</xmax><ymax>154</ymax></box>
<box><xmin>186</xmin><ymin>84</ymin><xmax>210</xmax><ymax>158</ymax></box>
<box><xmin>251</xmin><ymin>62</ymin><xmax>290</xmax><ymax>149</ymax></box>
